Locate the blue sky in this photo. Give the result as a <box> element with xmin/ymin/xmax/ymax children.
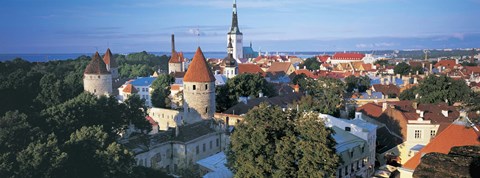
<box><xmin>1</xmin><ymin>0</ymin><xmax>479</xmax><ymax>53</ymax></box>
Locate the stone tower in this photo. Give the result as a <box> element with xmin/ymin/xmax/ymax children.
<box><xmin>168</xmin><ymin>34</ymin><xmax>184</xmax><ymax>74</ymax></box>
<box><xmin>227</xmin><ymin>0</ymin><xmax>243</xmax><ymax>63</ymax></box>
<box><xmin>223</xmin><ymin>37</ymin><xmax>238</xmax><ymax>79</ymax></box>
<box><xmin>83</xmin><ymin>52</ymin><xmax>113</xmax><ymax>97</ymax></box>
<box><xmin>103</xmin><ymin>48</ymin><xmax>119</xmax><ymax>79</ymax></box>
<box><xmin>183</xmin><ymin>47</ymin><xmax>216</xmax><ymax>124</ymax></box>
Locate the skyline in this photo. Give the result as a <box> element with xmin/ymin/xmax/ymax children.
<box><xmin>1</xmin><ymin>0</ymin><xmax>480</xmax><ymax>53</ymax></box>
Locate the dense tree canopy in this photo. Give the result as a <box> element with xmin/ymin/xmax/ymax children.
<box><xmin>116</xmin><ymin>52</ymin><xmax>169</xmax><ymax>78</ymax></box>
<box><xmin>344</xmin><ymin>75</ymin><xmax>371</xmax><ymax>93</ymax></box>
<box><xmin>227</xmin><ymin>103</ymin><xmax>339</xmax><ymax>177</ymax></box>
<box><xmin>393</xmin><ymin>62</ymin><xmax>411</xmax><ymax>76</ymax></box>
<box><xmin>293</xmin><ymin>77</ymin><xmax>345</xmax><ymax>116</ymax></box>
<box><xmin>0</xmin><ymin>55</ymin><xmax>170</xmax><ymax>177</ymax></box>
<box><xmin>151</xmin><ymin>74</ymin><xmax>175</xmax><ymax>108</ymax></box>
<box><xmin>299</xmin><ymin>57</ymin><xmax>320</xmax><ymax>71</ymax></box>
<box><xmin>415</xmin><ymin>75</ymin><xmax>470</xmax><ymax>105</ymax></box>
<box><xmin>216</xmin><ymin>73</ymin><xmax>276</xmax><ymax>112</ymax></box>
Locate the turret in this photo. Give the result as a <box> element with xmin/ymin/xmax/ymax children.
<box><xmin>103</xmin><ymin>48</ymin><xmax>118</xmax><ymax>79</ymax></box>
<box><xmin>84</xmin><ymin>52</ymin><xmax>112</xmax><ymax>97</ymax></box>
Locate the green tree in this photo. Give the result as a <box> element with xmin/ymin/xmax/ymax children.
<box><xmin>297</xmin><ymin>77</ymin><xmax>345</xmax><ymax>116</ymax></box>
<box><xmin>344</xmin><ymin>75</ymin><xmax>371</xmax><ymax>93</ymax></box>
<box><xmin>216</xmin><ymin>73</ymin><xmax>276</xmax><ymax>112</ymax></box>
<box><xmin>16</xmin><ymin>134</ymin><xmax>67</xmax><ymax>178</ymax></box>
<box><xmin>393</xmin><ymin>62</ymin><xmax>411</xmax><ymax>76</ymax></box>
<box><xmin>151</xmin><ymin>74</ymin><xmax>175</xmax><ymax>108</ymax></box>
<box><xmin>227</xmin><ymin>103</ymin><xmax>339</xmax><ymax>177</ymax></box>
<box><xmin>63</xmin><ymin>126</ymin><xmax>135</xmax><ymax>178</ymax></box>
<box><xmin>299</xmin><ymin>57</ymin><xmax>321</xmax><ymax>70</ymax></box>
<box><xmin>399</xmin><ymin>86</ymin><xmax>417</xmax><ymax>100</ymax></box>
<box><xmin>415</xmin><ymin>75</ymin><xmax>470</xmax><ymax>105</ymax></box>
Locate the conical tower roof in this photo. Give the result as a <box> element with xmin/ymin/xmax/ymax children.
<box><xmin>103</xmin><ymin>48</ymin><xmax>118</xmax><ymax>68</ymax></box>
<box><xmin>84</xmin><ymin>52</ymin><xmax>110</xmax><ymax>74</ymax></box>
<box><xmin>183</xmin><ymin>47</ymin><xmax>215</xmax><ymax>82</ymax></box>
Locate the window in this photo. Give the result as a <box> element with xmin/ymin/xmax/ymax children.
<box><xmin>203</xmin><ymin>143</ymin><xmax>206</xmax><ymax>152</ymax></box>
<box><xmin>430</xmin><ymin>130</ymin><xmax>436</xmax><ymax>137</ymax></box>
<box><xmin>210</xmin><ymin>141</ymin><xmax>213</xmax><ymax>149</ymax></box>
<box><xmin>196</xmin><ymin>145</ymin><xmax>199</xmax><ymax>155</ymax></box>
<box><xmin>216</xmin><ymin>138</ymin><xmax>219</xmax><ymax>147</ymax></box>
<box><xmin>345</xmin><ymin>127</ymin><xmax>351</xmax><ymax>132</ymax></box>
<box><xmin>414</xmin><ymin>130</ymin><xmax>422</xmax><ymax>139</ymax></box>
<box><xmin>98</xmin><ymin>75</ymin><xmax>100</xmax><ymax>78</ymax></box>
<box><xmin>205</xmin><ymin>107</ymin><xmax>208</xmax><ymax>114</ymax></box>
<box><xmin>205</xmin><ymin>84</ymin><xmax>208</xmax><ymax>90</ymax></box>
<box><xmin>94</xmin><ymin>89</ymin><xmax>96</xmax><ymax>93</ymax></box>
<box><xmin>193</xmin><ymin>85</ymin><xmax>196</xmax><ymax>90</ymax></box>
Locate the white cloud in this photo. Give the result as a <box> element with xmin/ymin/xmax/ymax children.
<box><xmin>356</xmin><ymin>42</ymin><xmax>396</xmax><ymax>48</ymax></box>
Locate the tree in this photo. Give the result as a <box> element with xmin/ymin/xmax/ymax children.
<box><xmin>296</xmin><ymin>77</ymin><xmax>345</xmax><ymax>116</ymax></box>
<box><xmin>216</xmin><ymin>73</ymin><xmax>276</xmax><ymax>112</ymax></box>
<box><xmin>63</xmin><ymin>126</ymin><xmax>135</xmax><ymax>178</ymax></box>
<box><xmin>16</xmin><ymin>134</ymin><xmax>67</xmax><ymax>178</ymax></box>
<box><xmin>227</xmin><ymin>103</ymin><xmax>339</xmax><ymax>177</ymax></box>
<box><xmin>299</xmin><ymin>57</ymin><xmax>320</xmax><ymax>71</ymax></box>
<box><xmin>345</xmin><ymin>75</ymin><xmax>371</xmax><ymax>93</ymax></box>
<box><xmin>151</xmin><ymin>74</ymin><xmax>175</xmax><ymax>108</ymax></box>
<box><xmin>394</xmin><ymin>62</ymin><xmax>411</xmax><ymax>76</ymax></box>
<box><xmin>399</xmin><ymin>86</ymin><xmax>417</xmax><ymax>100</ymax></box>
<box><xmin>415</xmin><ymin>75</ymin><xmax>470</xmax><ymax>105</ymax></box>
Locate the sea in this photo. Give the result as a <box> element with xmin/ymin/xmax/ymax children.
<box><xmin>0</xmin><ymin>52</ymin><xmax>331</xmax><ymax>62</ymax></box>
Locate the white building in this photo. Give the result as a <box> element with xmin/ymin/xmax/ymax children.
<box><xmin>118</xmin><ymin>77</ymin><xmax>156</xmax><ymax>107</ymax></box>
<box><xmin>319</xmin><ymin>113</ymin><xmax>377</xmax><ymax>178</ymax></box>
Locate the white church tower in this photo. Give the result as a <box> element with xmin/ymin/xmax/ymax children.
<box><xmin>227</xmin><ymin>0</ymin><xmax>243</xmax><ymax>63</ymax></box>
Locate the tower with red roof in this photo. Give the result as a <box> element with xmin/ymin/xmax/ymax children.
<box><xmin>103</xmin><ymin>48</ymin><xmax>118</xmax><ymax>79</ymax></box>
<box><xmin>183</xmin><ymin>47</ymin><xmax>216</xmax><ymax>123</ymax></box>
<box><xmin>83</xmin><ymin>52</ymin><xmax>113</xmax><ymax>96</ymax></box>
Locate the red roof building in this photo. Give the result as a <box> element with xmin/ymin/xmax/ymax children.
<box><xmin>238</xmin><ymin>63</ymin><xmax>265</xmax><ymax>76</ymax></box>
<box><xmin>183</xmin><ymin>47</ymin><xmax>215</xmax><ymax>83</ymax></box>
<box><xmin>122</xmin><ymin>84</ymin><xmax>138</xmax><ymax>93</ymax></box>
<box><xmin>402</xmin><ymin>123</ymin><xmax>480</xmax><ymax>171</ymax></box>
<box><xmin>332</xmin><ymin>53</ymin><xmax>365</xmax><ymax>60</ymax></box>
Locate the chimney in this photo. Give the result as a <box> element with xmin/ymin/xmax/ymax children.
<box><xmin>259</xmin><ymin>92</ymin><xmax>264</xmax><ymax>98</ymax></box>
<box><xmin>413</xmin><ymin>77</ymin><xmax>418</xmax><ymax>84</ymax></box>
<box><xmin>366</xmin><ymin>89</ymin><xmax>372</xmax><ymax>96</ymax></box>
<box><xmin>382</xmin><ymin>102</ymin><xmax>388</xmax><ymax>112</ymax></box>
<box><xmin>355</xmin><ymin>112</ymin><xmax>362</xmax><ymax>120</ymax></box>
<box><xmin>293</xmin><ymin>85</ymin><xmax>300</xmax><ymax>93</ymax></box>
<box><xmin>412</xmin><ymin>101</ymin><xmax>418</xmax><ymax>109</ymax></box>
<box><xmin>441</xmin><ymin>110</ymin><xmax>449</xmax><ymax>117</ymax></box>
<box><xmin>429</xmin><ymin>63</ymin><xmax>433</xmax><ymax>73</ymax></box>
<box><xmin>380</xmin><ymin>76</ymin><xmax>385</xmax><ymax>85</ymax></box>
<box><xmin>171</xmin><ymin>34</ymin><xmax>175</xmax><ymax>53</ymax></box>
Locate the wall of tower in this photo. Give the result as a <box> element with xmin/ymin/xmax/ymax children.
<box><xmin>110</xmin><ymin>67</ymin><xmax>119</xmax><ymax>79</ymax></box>
<box><xmin>83</xmin><ymin>74</ymin><xmax>113</xmax><ymax>97</ymax></box>
<box><xmin>224</xmin><ymin>66</ymin><xmax>237</xmax><ymax>79</ymax></box>
<box><xmin>228</xmin><ymin>34</ymin><xmax>243</xmax><ymax>61</ymax></box>
<box><xmin>183</xmin><ymin>81</ymin><xmax>215</xmax><ymax>124</ymax></box>
<box><xmin>169</xmin><ymin>63</ymin><xmax>183</xmax><ymax>74</ymax></box>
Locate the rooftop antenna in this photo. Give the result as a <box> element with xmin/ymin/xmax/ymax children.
<box><xmin>195</xmin><ymin>27</ymin><xmax>200</xmax><ymax>47</ymax></box>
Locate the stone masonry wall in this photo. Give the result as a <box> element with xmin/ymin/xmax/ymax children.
<box><xmin>183</xmin><ymin>81</ymin><xmax>215</xmax><ymax>124</ymax></box>
<box><xmin>83</xmin><ymin>74</ymin><xmax>112</xmax><ymax>96</ymax></box>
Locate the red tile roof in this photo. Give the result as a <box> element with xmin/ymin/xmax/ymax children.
<box><xmin>103</xmin><ymin>48</ymin><xmax>118</xmax><ymax>68</ymax></box>
<box><xmin>267</xmin><ymin>62</ymin><xmax>293</xmax><ymax>73</ymax></box>
<box><xmin>332</xmin><ymin>53</ymin><xmax>365</xmax><ymax>60</ymax></box>
<box><xmin>146</xmin><ymin>116</ymin><xmax>158</xmax><ymax>126</ymax></box>
<box><xmin>84</xmin><ymin>52</ymin><xmax>110</xmax><ymax>74</ymax></box>
<box><xmin>357</xmin><ymin>103</ymin><xmax>383</xmax><ymax>118</ymax></box>
<box><xmin>372</xmin><ymin>84</ymin><xmax>400</xmax><ymax>96</ymax></box>
<box><xmin>169</xmin><ymin>51</ymin><xmax>184</xmax><ymax>63</ymax></box>
<box><xmin>317</xmin><ymin>55</ymin><xmax>331</xmax><ymax>63</ymax></box>
<box><xmin>183</xmin><ymin>47</ymin><xmax>215</xmax><ymax>83</ymax></box>
<box><xmin>434</xmin><ymin>60</ymin><xmax>456</xmax><ymax>69</ymax></box>
<box><xmin>171</xmin><ymin>84</ymin><xmax>181</xmax><ymax>91</ymax></box>
<box><xmin>122</xmin><ymin>84</ymin><xmax>138</xmax><ymax>93</ymax></box>
<box><xmin>402</xmin><ymin>124</ymin><xmax>480</xmax><ymax>170</ymax></box>
<box><xmin>293</xmin><ymin>69</ymin><xmax>317</xmax><ymax>79</ymax></box>
<box><xmin>238</xmin><ymin>63</ymin><xmax>265</xmax><ymax>76</ymax></box>
<box><xmin>465</xmin><ymin>66</ymin><xmax>480</xmax><ymax>74</ymax></box>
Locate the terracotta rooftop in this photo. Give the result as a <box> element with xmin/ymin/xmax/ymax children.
<box><xmin>146</xmin><ymin>116</ymin><xmax>158</xmax><ymax>126</ymax></box>
<box><xmin>103</xmin><ymin>48</ymin><xmax>118</xmax><ymax>68</ymax></box>
<box><xmin>434</xmin><ymin>59</ymin><xmax>456</xmax><ymax>69</ymax></box>
<box><xmin>402</xmin><ymin>123</ymin><xmax>480</xmax><ymax>170</ymax></box>
<box><xmin>317</xmin><ymin>55</ymin><xmax>330</xmax><ymax>63</ymax></box>
<box><xmin>357</xmin><ymin>103</ymin><xmax>383</xmax><ymax>118</ymax></box>
<box><xmin>122</xmin><ymin>84</ymin><xmax>138</xmax><ymax>93</ymax></box>
<box><xmin>332</xmin><ymin>53</ymin><xmax>365</xmax><ymax>60</ymax></box>
<box><xmin>169</xmin><ymin>51</ymin><xmax>184</xmax><ymax>63</ymax></box>
<box><xmin>84</xmin><ymin>52</ymin><xmax>110</xmax><ymax>74</ymax></box>
<box><xmin>183</xmin><ymin>47</ymin><xmax>215</xmax><ymax>82</ymax></box>
<box><xmin>267</xmin><ymin>62</ymin><xmax>292</xmax><ymax>73</ymax></box>
<box><xmin>238</xmin><ymin>63</ymin><xmax>265</xmax><ymax>76</ymax></box>
<box><xmin>292</xmin><ymin>69</ymin><xmax>317</xmax><ymax>79</ymax></box>
<box><xmin>372</xmin><ymin>84</ymin><xmax>400</xmax><ymax>96</ymax></box>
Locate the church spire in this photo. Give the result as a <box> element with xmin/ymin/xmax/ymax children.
<box><xmin>229</xmin><ymin>0</ymin><xmax>242</xmax><ymax>35</ymax></box>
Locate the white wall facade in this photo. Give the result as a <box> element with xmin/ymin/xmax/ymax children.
<box><xmin>84</xmin><ymin>74</ymin><xmax>112</xmax><ymax>97</ymax></box>
<box><xmin>228</xmin><ymin>34</ymin><xmax>243</xmax><ymax>63</ymax></box>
